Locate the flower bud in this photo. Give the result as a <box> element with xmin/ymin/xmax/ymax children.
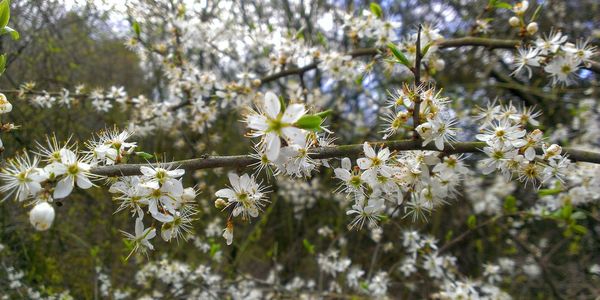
<box><xmin>161</xmin><ymin>221</ymin><xmax>175</xmax><ymax>242</ymax></box>
<box><xmin>509</xmin><ymin>17</ymin><xmax>520</xmax><ymax>27</ymax></box>
<box><xmin>526</xmin><ymin>22</ymin><xmax>538</xmax><ymax>35</ymax></box>
<box><xmin>223</xmin><ymin>220</ymin><xmax>234</xmax><ymax>245</ymax></box>
<box><xmin>0</xmin><ymin>93</ymin><xmax>12</xmax><ymax>114</ymax></box>
<box><xmin>544</xmin><ymin>144</ymin><xmax>562</xmax><ymax>160</ymax></box>
<box><xmin>29</xmin><ymin>202</ymin><xmax>55</xmax><ymax>231</ymax></box>
<box><xmin>433</xmin><ymin>58</ymin><xmax>445</xmax><ymax>71</ymax></box>
<box><xmin>215</xmin><ymin>198</ymin><xmax>227</xmax><ymax>209</ymax></box>
<box><xmin>182</xmin><ymin>187</ymin><xmax>196</xmax><ymax>202</ymax></box>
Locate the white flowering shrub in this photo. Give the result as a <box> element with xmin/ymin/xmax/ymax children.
<box><xmin>1</xmin><ymin>0</ymin><xmax>600</xmax><ymax>298</ymax></box>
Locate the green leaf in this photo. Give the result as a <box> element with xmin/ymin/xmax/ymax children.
<box><xmin>295</xmin><ymin>115</ymin><xmax>322</xmax><ymax>130</ymax></box>
<box><xmin>315</xmin><ymin>109</ymin><xmax>333</xmax><ymax>119</ymax></box>
<box><xmin>295</xmin><ymin>26</ymin><xmax>305</xmax><ymax>40</ymax></box>
<box><xmin>572</xmin><ymin>224</ymin><xmax>587</xmax><ymax>235</ymax></box>
<box><xmin>538</xmin><ymin>188</ymin><xmax>562</xmax><ymax>196</ymax></box>
<box><xmin>421</xmin><ymin>42</ymin><xmax>433</xmax><ymax>57</ymax></box>
<box><xmin>302</xmin><ymin>239</ymin><xmax>315</xmax><ymax>255</ymax></box>
<box><xmin>467</xmin><ymin>215</ymin><xmax>477</xmax><ymax>229</ymax></box>
<box><xmin>0</xmin><ymin>54</ymin><xmax>6</xmax><ymax>76</ymax></box>
<box><xmin>279</xmin><ymin>95</ymin><xmax>286</xmax><ymax>111</ymax></box>
<box><xmin>494</xmin><ymin>1</ymin><xmax>512</xmax><ymax>9</ymax></box>
<box><xmin>0</xmin><ymin>0</ymin><xmax>9</xmax><ymax>29</ymax></box>
<box><xmin>135</xmin><ymin>151</ymin><xmax>154</xmax><ymax>160</ymax></box>
<box><xmin>210</xmin><ymin>242</ymin><xmax>221</xmax><ymax>257</ymax></box>
<box><xmin>387</xmin><ymin>43</ymin><xmax>411</xmax><ymax>67</ymax></box>
<box><xmin>503</xmin><ymin>195</ymin><xmax>517</xmax><ymax>213</ymax></box>
<box><xmin>369</xmin><ymin>2</ymin><xmax>383</xmax><ymax>18</ymax></box>
<box><xmin>531</xmin><ymin>4</ymin><xmax>543</xmax><ymax>22</ymax></box>
<box><xmin>571</xmin><ymin>211</ymin><xmax>586</xmax><ymax>220</ymax></box>
<box><xmin>560</xmin><ymin>204</ymin><xmax>573</xmax><ymax>219</ymax></box>
<box><xmin>316</xmin><ymin>31</ymin><xmax>327</xmax><ymax>47</ymax></box>
<box><xmin>132</xmin><ymin>21</ymin><xmax>141</xmax><ymax>37</ymax></box>
<box><xmin>0</xmin><ymin>26</ymin><xmax>17</xmax><ymax>40</ymax></box>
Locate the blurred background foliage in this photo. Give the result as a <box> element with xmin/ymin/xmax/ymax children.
<box><xmin>0</xmin><ymin>0</ymin><xmax>599</xmax><ymax>298</ymax></box>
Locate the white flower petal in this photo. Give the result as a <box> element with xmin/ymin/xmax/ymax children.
<box><xmin>264</xmin><ymin>92</ymin><xmax>281</xmax><ymax>119</ymax></box>
<box><xmin>54</xmin><ymin>176</ymin><xmax>74</xmax><ymax>199</ymax></box>
<box><xmin>281</xmin><ymin>103</ymin><xmax>306</xmax><ymax>123</ymax></box>
<box><xmin>76</xmin><ymin>175</ymin><xmax>93</xmax><ymax>189</ymax></box>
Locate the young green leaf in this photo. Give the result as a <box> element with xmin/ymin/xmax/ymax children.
<box><xmin>421</xmin><ymin>42</ymin><xmax>433</xmax><ymax>57</ymax></box>
<box><xmin>538</xmin><ymin>188</ymin><xmax>562</xmax><ymax>196</ymax></box>
<box><xmin>387</xmin><ymin>43</ymin><xmax>410</xmax><ymax>67</ymax></box>
<box><xmin>369</xmin><ymin>2</ymin><xmax>383</xmax><ymax>18</ymax></box>
<box><xmin>302</xmin><ymin>239</ymin><xmax>315</xmax><ymax>255</ymax></box>
<box><xmin>132</xmin><ymin>21</ymin><xmax>141</xmax><ymax>37</ymax></box>
<box><xmin>295</xmin><ymin>115</ymin><xmax>322</xmax><ymax>130</ymax></box>
<box><xmin>493</xmin><ymin>1</ymin><xmax>512</xmax><ymax>9</ymax></box>
<box><xmin>135</xmin><ymin>151</ymin><xmax>154</xmax><ymax>160</ymax></box>
<box><xmin>0</xmin><ymin>26</ymin><xmax>18</xmax><ymax>40</ymax></box>
<box><xmin>0</xmin><ymin>0</ymin><xmax>10</xmax><ymax>29</ymax></box>
<box><xmin>531</xmin><ymin>4</ymin><xmax>543</xmax><ymax>22</ymax></box>
<box><xmin>503</xmin><ymin>195</ymin><xmax>517</xmax><ymax>213</ymax></box>
<box><xmin>0</xmin><ymin>54</ymin><xmax>6</xmax><ymax>76</ymax></box>
<box><xmin>278</xmin><ymin>95</ymin><xmax>286</xmax><ymax>111</ymax></box>
<box><xmin>467</xmin><ymin>215</ymin><xmax>477</xmax><ymax>229</ymax></box>
<box><xmin>315</xmin><ymin>109</ymin><xmax>333</xmax><ymax>119</ymax></box>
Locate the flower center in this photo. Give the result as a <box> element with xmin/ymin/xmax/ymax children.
<box><xmin>350</xmin><ymin>176</ymin><xmax>362</xmax><ymax>187</ymax></box>
<box><xmin>371</xmin><ymin>157</ymin><xmax>381</xmax><ymax>166</ymax></box>
<box><xmin>267</xmin><ymin>118</ymin><xmax>284</xmax><ymax>134</ymax></box>
<box><xmin>67</xmin><ymin>164</ymin><xmax>79</xmax><ymax>175</ymax></box>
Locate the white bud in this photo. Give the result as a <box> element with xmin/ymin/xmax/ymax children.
<box><xmin>215</xmin><ymin>198</ymin><xmax>227</xmax><ymax>209</ymax></box>
<box><xmin>29</xmin><ymin>202</ymin><xmax>55</xmax><ymax>231</ymax></box>
<box><xmin>161</xmin><ymin>222</ymin><xmax>175</xmax><ymax>242</ymax></box>
<box><xmin>544</xmin><ymin>144</ymin><xmax>562</xmax><ymax>159</ymax></box>
<box><xmin>434</xmin><ymin>58</ymin><xmax>446</xmax><ymax>71</ymax></box>
<box><xmin>509</xmin><ymin>17</ymin><xmax>520</xmax><ymax>27</ymax></box>
<box><xmin>416</xmin><ymin>122</ymin><xmax>432</xmax><ymax>138</ymax></box>
<box><xmin>182</xmin><ymin>187</ymin><xmax>196</xmax><ymax>202</ymax></box>
<box><xmin>223</xmin><ymin>224</ymin><xmax>233</xmax><ymax>245</ymax></box>
<box><xmin>526</xmin><ymin>22</ymin><xmax>538</xmax><ymax>35</ymax></box>
<box><xmin>0</xmin><ymin>93</ymin><xmax>12</xmax><ymax>114</ymax></box>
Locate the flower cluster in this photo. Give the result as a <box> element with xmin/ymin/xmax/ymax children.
<box><xmin>109</xmin><ymin>163</ymin><xmax>198</xmax><ymax>255</ymax></box>
<box><xmin>335</xmin><ymin>143</ymin><xmax>469</xmax><ymax>229</ymax></box>
<box><xmin>510</xmin><ymin>29</ymin><xmax>597</xmax><ymax>85</ymax></box>
<box><xmin>0</xmin><ymin>92</ymin><xmax>13</xmax><ymax>150</ymax></box>
<box><xmin>214</xmin><ymin>173</ymin><xmax>270</xmax><ymax>245</ymax></box>
<box><xmin>0</xmin><ymin>135</ymin><xmax>102</xmax><ymax>231</ymax></box>
<box><xmin>343</xmin><ymin>8</ymin><xmax>401</xmax><ymax>47</ymax></box>
<box><xmin>507</xmin><ymin>1</ymin><xmax>539</xmax><ymax>36</ymax></box>
<box><xmin>0</xmin><ymin>127</ymin><xmax>200</xmax><ymax>258</ymax></box>
<box><xmin>475</xmin><ymin>101</ymin><xmax>571</xmax><ymax>188</ymax></box>
<box><xmin>386</xmin><ymin>24</ymin><xmax>446</xmax><ymax>75</ymax></box>
<box><xmin>399</xmin><ymin>230</ymin><xmax>511</xmax><ymax>299</ymax></box>
<box><xmin>383</xmin><ymin>84</ymin><xmax>459</xmax><ymax>148</ymax></box>
<box><xmin>245</xmin><ymin>91</ymin><xmax>332</xmax><ymax>178</ymax></box>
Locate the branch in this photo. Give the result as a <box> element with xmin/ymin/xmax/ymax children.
<box><xmin>90</xmin><ymin>140</ymin><xmax>600</xmax><ymax>176</ymax></box>
<box><xmin>436</xmin><ymin>37</ymin><xmax>519</xmax><ymax>49</ymax></box>
<box><xmin>259</xmin><ymin>37</ymin><xmax>520</xmax><ymax>85</ymax></box>
<box><xmin>412</xmin><ymin>25</ymin><xmax>423</xmax><ymax>138</ymax></box>
<box><xmin>5</xmin><ymin>37</ymin><xmax>598</xmax><ymax>107</ymax></box>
